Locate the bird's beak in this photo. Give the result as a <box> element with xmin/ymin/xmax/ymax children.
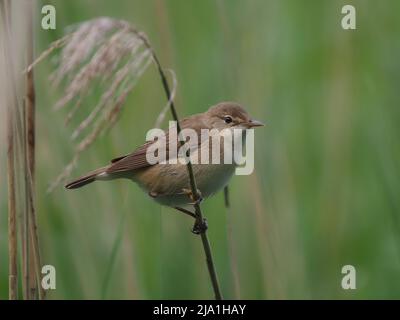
<box><xmin>246</xmin><ymin>119</ymin><xmax>264</xmax><ymax>128</ymax></box>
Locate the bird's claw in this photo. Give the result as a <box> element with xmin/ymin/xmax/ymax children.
<box><xmin>182</xmin><ymin>188</ymin><xmax>203</xmax><ymax>205</ymax></box>
<box><xmin>192</xmin><ymin>218</ymin><xmax>208</xmax><ymax>235</ymax></box>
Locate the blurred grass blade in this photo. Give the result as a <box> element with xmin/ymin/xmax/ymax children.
<box><xmin>101</xmin><ymin>211</ymin><xmax>126</xmax><ymax>299</ymax></box>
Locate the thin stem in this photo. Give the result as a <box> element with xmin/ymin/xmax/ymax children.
<box><xmin>7</xmin><ymin>109</ymin><xmax>18</xmax><ymax>300</ymax></box>
<box><xmin>101</xmin><ymin>210</ymin><xmax>127</xmax><ymax>299</ymax></box>
<box><xmin>22</xmin><ymin>98</ymin><xmax>30</xmax><ymax>300</ymax></box>
<box><xmin>25</xmin><ymin>0</ymin><xmax>44</xmax><ymax>300</ymax></box>
<box><xmin>1</xmin><ymin>0</ymin><xmax>18</xmax><ymax>300</ymax></box>
<box><xmin>144</xmin><ymin>42</ymin><xmax>223</xmax><ymax>300</ymax></box>
<box><xmin>28</xmin><ymin>186</ymin><xmax>44</xmax><ymax>299</ymax></box>
<box><xmin>174</xmin><ymin>207</ymin><xmax>197</xmax><ymax>219</ymax></box>
<box><xmin>224</xmin><ymin>186</ymin><xmax>241</xmax><ymax>299</ymax></box>
<box><xmin>7</xmin><ymin>100</ymin><xmax>18</xmax><ymax>301</ymax></box>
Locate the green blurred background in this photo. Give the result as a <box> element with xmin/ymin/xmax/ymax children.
<box><xmin>1</xmin><ymin>0</ymin><xmax>400</xmax><ymax>299</ymax></box>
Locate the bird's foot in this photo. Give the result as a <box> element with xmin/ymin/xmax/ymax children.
<box><xmin>181</xmin><ymin>188</ymin><xmax>203</xmax><ymax>205</ymax></box>
<box><xmin>192</xmin><ymin>218</ymin><xmax>208</xmax><ymax>235</ymax></box>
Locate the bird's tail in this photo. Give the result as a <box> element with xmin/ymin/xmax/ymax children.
<box><xmin>65</xmin><ymin>166</ymin><xmax>109</xmax><ymax>189</ymax></box>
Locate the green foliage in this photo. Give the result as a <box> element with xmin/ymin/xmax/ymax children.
<box><xmin>1</xmin><ymin>0</ymin><xmax>399</xmax><ymax>299</ymax></box>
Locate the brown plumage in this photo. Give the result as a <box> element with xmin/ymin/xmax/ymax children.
<box><xmin>65</xmin><ymin>102</ymin><xmax>263</xmax><ymax>207</ymax></box>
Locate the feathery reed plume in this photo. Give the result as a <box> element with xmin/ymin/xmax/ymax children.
<box><xmin>27</xmin><ymin>18</ymin><xmax>152</xmax><ymax>192</ymax></box>
<box><xmin>31</xmin><ymin>17</ymin><xmax>222</xmax><ymax>300</ymax></box>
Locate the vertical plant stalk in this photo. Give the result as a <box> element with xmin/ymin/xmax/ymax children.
<box><xmin>2</xmin><ymin>0</ymin><xmax>43</xmax><ymax>300</ymax></box>
<box><xmin>157</xmin><ymin>59</ymin><xmax>223</xmax><ymax>300</ymax></box>
<box><xmin>22</xmin><ymin>97</ymin><xmax>30</xmax><ymax>300</ymax></box>
<box><xmin>224</xmin><ymin>186</ymin><xmax>241</xmax><ymax>299</ymax></box>
<box><xmin>25</xmin><ymin>0</ymin><xmax>44</xmax><ymax>299</ymax></box>
<box><xmin>142</xmin><ymin>37</ymin><xmax>223</xmax><ymax>299</ymax></box>
<box><xmin>21</xmin><ymin>5</ymin><xmax>30</xmax><ymax>298</ymax></box>
<box><xmin>28</xmin><ymin>17</ymin><xmax>222</xmax><ymax>300</ymax></box>
<box><xmin>1</xmin><ymin>0</ymin><xmax>18</xmax><ymax>300</ymax></box>
<box><xmin>7</xmin><ymin>107</ymin><xmax>18</xmax><ymax>300</ymax></box>
<box><xmin>7</xmin><ymin>98</ymin><xmax>18</xmax><ymax>300</ymax></box>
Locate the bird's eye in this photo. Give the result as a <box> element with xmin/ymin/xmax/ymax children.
<box><xmin>223</xmin><ymin>116</ymin><xmax>233</xmax><ymax>124</ymax></box>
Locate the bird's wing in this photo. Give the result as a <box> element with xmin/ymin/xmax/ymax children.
<box><xmin>106</xmin><ymin>115</ymin><xmax>207</xmax><ymax>174</ymax></box>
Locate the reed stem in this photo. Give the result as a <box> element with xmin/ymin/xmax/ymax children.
<box><xmin>224</xmin><ymin>186</ymin><xmax>241</xmax><ymax>299</ymax></box>
<box><xmin>25</xmin><ymin>1</ymin><xmax>44</xmax><ymax>299</ymax></box>
<box><xmin>1</xmin><ymin>0</ymin><xmax>18</xmax><ymax>300</ymax></box>
<box><xmin>7</xmin><ymin>111</ymin><xmax>18</xmax><ymax>300</ymax></box>
<box><xmin>142</xmin><ymin>39</ymin><xmax>223</xmax><ymax>300</ymax></box>
<box><xmin>7</xmin><ymin>102</ymin><xmax>18</xmax><ymax>300</ymax></box>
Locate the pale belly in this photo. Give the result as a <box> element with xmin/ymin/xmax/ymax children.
<box><xmin>132</xmin><ymin>163</ymin><xmax>236</xmax><ymax>207</ymax></box>
<box><xmin>130</xmin><ymin>129</ymin><xmax>243</xmax><ymax>207</ymax></box>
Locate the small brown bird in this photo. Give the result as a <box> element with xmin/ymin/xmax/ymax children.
<box><xmin>66</xmin><ymin>102</ymin><xmax>263</xmax><ymax>231</ymax></box>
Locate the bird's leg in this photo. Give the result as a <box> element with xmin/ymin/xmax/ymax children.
<box><xmin>181</xmin><ymin>188</ymin><xmax>203</xmax><ymax>205</ymax></box>
<box><xmin>174</xmin><ymin>206</ymin><xmax>196</xmax><ymax>219</ymax></box>
<box><xmin>175</xmin><ymin>188</ymin><xmax>208</xmax><ymax>234</ymax></box>
<box><xmin>174</xmin><ymin>207</ymin><xmax>207</xmax><ymax>234</ymax></box>
<box><xmin>154</xmin><ymin>187</ymin><xmax>204</xmax><ymax>233</ymax></box>
<box><xmin>192</xmin><ymin>218</ymin><xmax>208</xmax><ymax>234</ymax></box>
